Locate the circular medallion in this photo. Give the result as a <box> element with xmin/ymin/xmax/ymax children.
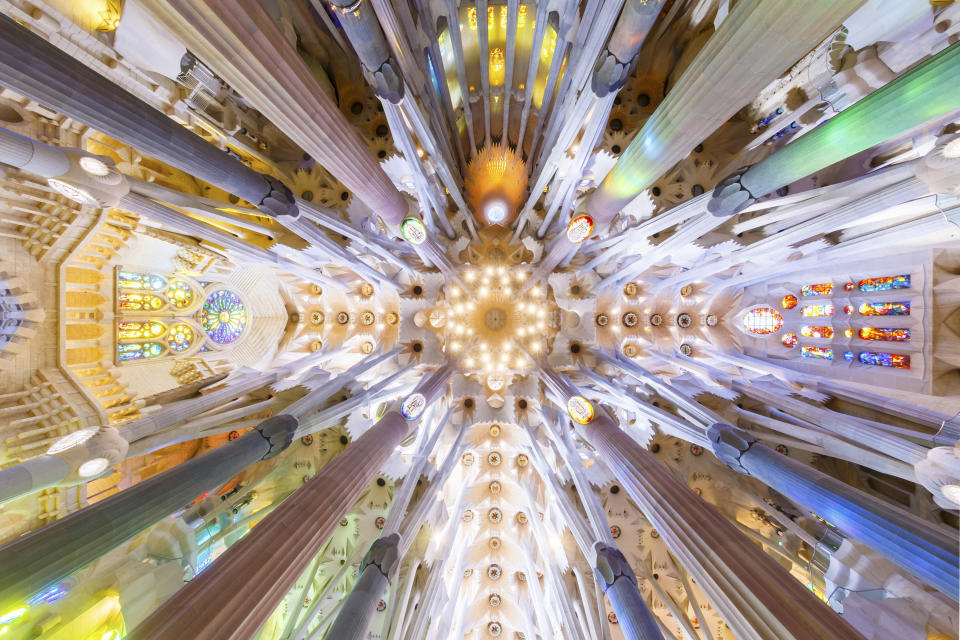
<box><xmin>488</xmin><ymin>621</ymin><xmax>502</xmax><ymax>636</ymax></box>
<box><xmin>515</xmin><ymin>512</ymin><xmax>528</xmax><ymax>525</ymax></box>
<box><xmin>377</xmin><ymin>600</ymin><xmax>386</xmax><ymax>612</ymax></box>
<box><xmin>595</xmin><ymin>313</ymin><xmax>609</xmax><ymax>327</ymax></box>
<box><xmin>610</xmin><ymin>525</ymin><xmax>621</xmax><ymax>539</ymax></box>
<box><xmin>386</xmin><ymin>312</ymin><xmax>399</xmax><ymax>325</ymax></box>
<box><xmin>360</xmin><ymin>311</ymin><xmax>375</xmax><ymax>326</ymax></box>
<box><xmin>679</xmin><ymin>343</ymin><xmax>693</xmax><ymax>356</ymax></box>
<box><xmin>463</xmin><ymin>510</ymin><xmax>475</xmax><ymax>522</ymax></box>
<box><xmin>775</xmin><ymin>444</ymin><xmax>789</xmax><ymax>455</ymax></box>
<box><xmin>623</xmin><ymin>342</ymin><xmax>639</xmax><ymax>357</ymax></box>
<box><xmin>360</xmin><ymin>283</ymin><xmax>375</xmax><ymax>297</ymax></box>
<box><xmin>310</xmin><ymin>311</ymin><xmax>324</xmax><ymax>325</ymax></box>
<box><xmin>400</xmin><ymin>217</ymin><xmax>427</xmax><ymax>244</ymax></box>
<box><xmin>487</xmin><ymin>564</ymin><xmax>502</xmax><ymax>580</ymax></box>
<box><xmin>489</xmin><ymin>594</ymin><xmax>502</xmax><ymax>607</ymax></box>
<box><xmin>622</xmin><ymin>312</ymin><xmax>639</xmax><ymax>327</ymax></box>
<box><xmin>649</xmin><ymin>313</ymin><xmax>663</xmax><ymax>326</ymax></box>
<box><xmin>361</xmin><ymin>341</ymin><xmax>374</xmax><ymax>354</ymax></box>
<box><xmin>488</xmin><ymin>536</ymin><xmax>502</xmax><ymax>550</ymax></box>
<box><xmin>488</xmin><ymin>424</ymin><xmax>501</xmax><ymax>437</ymax></box>
<box><xmin>705</xmin><ymin>314</ymin><xmax>718</xmax><ymax>327</ymax></box>
<box><xmin>690</xmin><ymin>444</ymin><xmax>703</xmax><ymax>456</ymax></box>
<box><xmin>301</xmin><ymin>435</ymin><xmax>314</xmax><ymax>446</ymax></box>
<box><xmin>401</xmin><ymin>393</ymin><xmax>426</xmax><ymax>420</ymax></box>
<box><xmin>680</xmin><ymin>284</ymin><xmax>694</xmax><ymax>297</ymax></box>
<box><xmin>567</xmin><ymin>395</ymin><xmax>595</xmax><ymax>424</ymax></box>
<box><xmin>566</xmin><ymin>215</ymin><xmax>594</xmax><ymax>243</ymax></box>
<box><xmin>488</xmin><ymin>508</ymin><xmax>503</xmax><ymax>524</ymax></box>
<box><xmin>78</xmin><ymin>457</ymin><xmax>109</xmax><ymax>478</ymax></box>
<box><xmin>375</xmin><ymin>516</ymin><xmax>385</xmax><ymax>529</ymax></box>
<box><xmin>489</xmin><ymin>481</ymin><xmax>502</xmax><ymax>495</ymax></box>
<box><xmin>462</xmin><ymin>452</ymin><xmax>475</xmax><ymax>466</ymax></box>
<box><xmin>337</xmin><ymin>311</ymin><xmax>350</xmax><ymax>324</ymax></box>
<box><xmin>623</xmin><ymin>282</ymin><xmax>638</xmax><ymax>297</ymax></box>
<box><xmin>311</xmin><ymin>284</ymin><xmax>323</xmax><ymax>295</ymax></box>
<box><xmin>516</xmin><ymin>454</ymin><xmax>529</xmax><ymax>468</ymax></box>
<box><xmin>464</xmin><ymin>568</ymin><xmax>474</xmax><ymax>578</ymax></box>
<box><xmin>487</xmin><ymin>451</ymin><xmax>502</xmax><ymax>467</ymax></box>
<box><xmin>676</xmin><ymin>313</ymin><xmax>693</xmax><ymax>328</ymax></box>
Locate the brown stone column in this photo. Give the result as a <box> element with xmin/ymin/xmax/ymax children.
<box><xmin>128</xmin><ymin>411</ymin><xmax>411</xmax><ymax>639</ymax></box>
<box><xmin>584</xmin><ymin>412</ymin><xmax>866</xmax><ymax>640</ymax></box>
<box><xmin>141</xmin><ymin>0</ymin><xmax>409</xmax><ymax>223</ymax></box>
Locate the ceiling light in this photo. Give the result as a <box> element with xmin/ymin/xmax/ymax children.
<box><xmin>484</xmin><ymin>200</ymin><xmax>509</xmax><ymax>224</ymax></box>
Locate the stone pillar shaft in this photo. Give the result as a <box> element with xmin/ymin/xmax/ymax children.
<box><xmin>584</xmin><ymin>413</ymin><xmax>866</xmax><ymax>640</ymax></box>
<box><xmin>128</xmin><ymin>412</ymin><xmax>411</xmax><ymax>639</ymax></box>
<box><xmin>594</xmin><ymin>543</ymin><xmax>664</xmax><ymax>640</ymax></box>
<box><xmin>714</xmin><ymin>41</ymin><xmax>960</xmax><ymax>215</ymax></box>
<box><xmin>0</xmin><ymin>15</ymin><xmax>291</xmax><ymax>216</ymax></box>
<box><xmin>0</xmin><ymin>416</ymin><xmax>297</xmax><ymax>607</ymax></box>
<box><xmin>325</xmin><ymin>533</ymin><xmax>401</xmax><ymax>640</ymax></box>
<box><xmin>709</xmin><ymin>425</ymin><xmax>960</xmax><ymax>600</ymax></box>
<box><xmin>141</xmin><ymin>0</ymin><xmax>408</xmax><ymax>223</ymax></box>
<box><xmin>586</xmin><ymin>0</ymin><xmax>865</xmax><ymax>223</ymax></box>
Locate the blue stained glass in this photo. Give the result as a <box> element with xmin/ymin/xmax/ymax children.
<box><xmin>118</xmin><ymin>342</ymin><xmax>163</xmax><ymax>361</ymax></box>
<box><xmin>199</xmin><ymin>290</ymin><xmax>246</xmax><ymax>344</ymax></box>
<box><xmin>858</xmin><ymin>275</ymin><xmax>910</xmax><ymax>292</ymax></box>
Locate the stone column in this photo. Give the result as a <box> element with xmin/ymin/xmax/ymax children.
<box><xmin>585</xmin><ymin>0</ymin><xmax>866</xmax><ymax>224</ymax></box>
<box><xmin>325</xmin><ymin>533</ymin><xmax>401</xmax><ymax>640</ymax></box>
<box><xmin>594</xmin><ymin>543</ymin><xmax>664</xmax><ymax>640</ymax></box>
<box><xmin>709</xmin><ymin>41</ymin><xmax>960</xmax><ymax>216</ymax></box>
<box><xmin>709</xmin><ymin>424</ymin><xmax>960</xmax><ymax>600</ymax></box>
<box><xmin>583</xmin><ymin>412</ymin><xmax>866</xmax><ymax>640</ymax></box>
<box><xmin>0</xmin><ymin>15</ymin><xmax>295</xmax><ymax>218</ymax></box>
<box><xmin>140</xmin><ymin>0</ymin><xmax>408</xmax><ymax>224</ymax></box>
<box><xmin>0</xmin><ymin>415</ymin><xmax>298</xmax><ymax>607</ymax></box>
<box><xmin>127</xmin><ymin>411</ymin><xmax>412</xmax><ymax>639</ymax></box>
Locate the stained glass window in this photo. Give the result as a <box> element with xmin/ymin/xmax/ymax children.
<box><xmin>858</xmin><ymin>275</ymin><xmax>910</xmax><ymax>292</ymax></box>
<box><xmin>859</xmin><ymin>301</ymin><xmax>910</xmax><ymax>316</ymax></box>
<box><xmin>801</xmin><ymin>346</ymin><xmax>833</xmax><ymax>360</ymax></box>
<box><xmin>843</xmin><ymin>305</ymin><xmax>854</xmax><ymax>315</ymax></box>
<box><xmin>742</xmin><ymin>307</ymin><xmax>783</xmax><ymax>335</ymax></box>
<box><xmin>781</xmin><ymin>294</ymin><xmax>798</xmax><ymax>310</ymax></box>
<box><xmin>801</xmin><ymin>283</ymin><xmax>833</xmax><ymax>296</ymax></box>
<box><xmin>859</xmin><ymin>327</ymin><xmax>910</xmax><ymax>342</ymax></box>
<box><xmin>843</xmin><ymin>350</ymin><xmax>855</xmax><ymax>361</ymax></box>
<box><xmin>117</xmin><ymin>271</ymin><xmax>165</xmax><ymax>290</ymax></box>
<box><xmin>117</xmin><ymin>321</ymin><xmax>165</xmax><ymax>340</ymax></box>
<box><xmin>198</xmin><ymin>290</ymin><xmax>246</xmax><ymax>344</ymax></box>
<box><xmin>858</xmin><ymin>351</ymin><xmax>910</xmax><ymax>369</ymax></box>
<box><xmin>166</xmin><ymin>281</ymin><xmax>194</xmax><ymax>309</ymax></box>
<box><xmin>118</xmin><ymin>292</ymin><xmax>165</xmax><ymax>311</ymax></box>
<box><xmin>167</xmin><ymin>323</ymin><xmax>195</xmax><ymax>352</ymax></box>
<box><xmin>801</xmin><ymin>304</ymin><xmax>833</xmax><ymax>317</ymax></box>
<box><xmin>118</xmin><ymin>342</ymin><xmax>164</xmax><ymax>361</ymax></box>
<box><xmin>800</xmin><ymin>326</ymin><xmax>834</xmax><ymax>339</ymax></box>
<box><xmin>781</xmin><ymin>333</ymin><xmax>798</xmax><ymax>348</ymax></box>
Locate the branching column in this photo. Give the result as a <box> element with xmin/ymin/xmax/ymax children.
<box><xmin>141</xmin><ymin>0</ymin><xmax>408</xmax><ymax>223</ymax></box>
<box><xmin>709</xmin><ymin>424</ymin><xmax>960</xmax><ymax>600</ymax></box>
<box><xmin>0</xmin><ymin>15</ymin><xmax>295</xmax><ymax>217</ymax></box>
<box><xmin>128</xmin><ymin>410</ymin><xmax>412</xmax><ymax>639</ymax></box>
<box><xmin>325</xmin><ymin>534</ymin><xmax>401</xmax><ymax>640</ymax></box>
<box><xmin>709</xmin><ymin>41</ymin><xmax>960</xmax><ymax>215</ymax></box>
<box><xmin>583</xmin><ymin>412</ymin><xmax>866</xmax><ymax>640</ymax></box>
<box><xmin>585</xmin><ymin>0</ymin><xmax>865</xmax><ymax>224</ymax></box>
<box><xmin>594</xmin><ymin>543</ymin><xmax>664</xmax><ymax>640</ymax></box>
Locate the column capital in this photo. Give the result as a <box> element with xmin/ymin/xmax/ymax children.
<box><xmin>594</xmin><ymin>541</ymin><xmax>638</xmax><ymax>591</ymax></box>
<box><xmin>707</xmin><ymin>167</ymin><xmax>758</xmax><ymax>217</ymax></box>
<box><xmin>362</xmin><ymin>533</ymin><xmax>402</xmax><ymax>579</ymax></box>
<box><xmin>706</xmin><ymin>423</ymin><xmax>756</xmax><ymax>475</ymax></box>
<box><xmin>255</xmin><ymin>414</ymin><xmax>298</xmax><ymax>460</ymax></box>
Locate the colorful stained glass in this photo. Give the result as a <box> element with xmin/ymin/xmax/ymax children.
<box><xmin>859</xmin><ymin>301</ymin><xmax>910</xmax><ymax>316</ymax></box>
<box><xmin>801</xmin><ymin>283</ymin><xmax>833</xmax><ymax>296</ymax></box>
<box><xmin>117</xmin><ymin>321</ymin><xmax>165</xmax><ymax>340</ymax></box>
<box><xmin>781</xmin><ymin>333</ymin><xmax>798</xmax><ymax>348</ymax></box>
<box><xmin>801</xmin><ymin>304</ymin><xmax>834</xmax><ymax>317</ymax></box>
<box><xmin>843</xmin><ymin>351</ymin><xmax>855</xmax><ymax>361</ymax></box>
<box><xmin>118</xmin><ymin>292</ymin><xmax>164</xmax><ymax>311</ymax></box>
<box><xmin>742</xmin><ymin>307</ymin><xmax>783</xmax><ymax>335</ymax></box>
<box><xmin>166</xmin><ymin>281</ymin><xmax>194</xmax><ymax>309</ymax></box>
<box><xmin>843</xmin><ymin>305</ymin><xmax>854</xmax><ymax>315</ymax></box>
<box><xmin>859</xmin><ymin>327</ymin><xmax>910</xmax><ymax>342</ymax></box>
<box><xmin>198</xmin><ymin>290</ymin><xmax>246</xmax><ymax>344</ymax></box>
<box><xmin>801</xmin><ymin>346</ymin><xmax>833</xmax><ymax>360</ymax></box>
<box><xmin>858</xmin><ymin>351</ymin><xmax>910</xmax><ymax>369</ymax></box>
<box><xmin>117</xmin><ymin>271</ymin><xmax>165</xmax><ymax>290</ymax></box>
<box><xmin>858</xmin><ymin>275</ymin><xmax>910</xmax><ymax>292</ymax></box>
<box><xmin>843</xmin><ymin>328</ymin><xmax>854</xmax><ymax>338</ymax></box>
<box><xmin>781</xmin><ymin>294</ymin><xmax>798</xmax><ymax>310</ymax></box>
<box><xmin>118</xmin><ymin>342</ymin><xmax>163</xmax><ymax>361</ymax></box>
<box><xmin>844</xmin><ymin>283</ymin><xmax>854</xmax><ymax>291</ymax></box>
<box><xmin>800</xmin><ymin>326</ymin><xmax>834</xmax><ymax>339</ymax></box>
<box><xmin>167</xmin><ymin>323</ymin><xmax>195</xmax><ymax>352</ymax></box>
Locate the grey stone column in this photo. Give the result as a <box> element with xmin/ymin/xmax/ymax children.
<box><xmin>325</xmin><ymin>533</ymin><xmax>401</xmax><ymax>639</ymax></box>
<box><xmin>128</xmin><ymin>411</ymin><xmax>412</xmax><ymax>639</ymax></box>
<box><xmin>0</xmin><ymin>14</ymin><xmax>296</xmax><ymax>218</ymax></box>
<box><xmin>584</xmin><ymin>412</ymin><xmax>866</xmax><ymax>640</ymax></box>
<box><xmin>708</xmin><ymin>424</ymin><xmax>959</xmax><ymax>600</ymax></box>
<box><xmin>585</xmin><ymin>0</ymin><xmax>865</xmax><ymax>224</ymax></box>
<box><xmin>0</xmin><ymin>415</ymin><xmax>298</xmax><ymax>606</ymax></box>
<box><xmin>594</xmin><ymin>543</ymin><xmax>664</xmax><ymax>640</ymax></box>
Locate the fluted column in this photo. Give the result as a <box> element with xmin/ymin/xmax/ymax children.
<box><xmin>708</xmin><ymin>424</ymin><xmax>960</xmax><ymax>600</ymax></box>
<box><xmin>0</xmin><ymin>415</ymin><xmax>299</xmax><ymax>607</ymax></box>
<box><xmin>325</xmin><ymin>533</ymin><xmax>401</xmax><ymax>639</ymax></box>
<box><xmin>594</xmin><ymin>543</ymin><xmax>664</xmax><ymax>640</ymax></box>
<box><xmin>708</xmin><ymin>41</ymin><xmax>960</xmax><ymax>216</ymax></box>
<box><xmin>141</xmin><ymin>0</ymin><xmax>408</xmax><ymax>223</ymax></box>
<box><xmin>0</xmin><ymin>15</ymin><xmax>295</xmax><ymax>217</ymax></box>
<box><xmin>583</xmin><ymin>412</ymin><xmax>866</xmax><ymax>640</ymax></box>
<box><xmin>586</xmin><ymin>0</ymin><xmax>865</xmax><ymax>224</ymax></box>
<box><xmin>128</xmin><ymin>410</ymin><xmax>412</xmax><ymax>639</ymax></box>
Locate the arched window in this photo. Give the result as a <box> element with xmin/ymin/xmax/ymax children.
<box><xmin>742</xmin><ymin>307</ymin><xmax>783</xmax><ymax>335</ymax></box>
<box><xmin>167</xmin><ymin>323</ymin><xmax>195</xmax><ymax>352</ymax></box>
<box><xmin>118</xmin><ymin>292</ymin><xmax>165</xmax><ymax>311</ymax></box>
<box><xmin>118</xmin><ymin>321</ymin><xmax>166</xmax><ymax>339</ymax></box>
<box><xmin>165</xmin><ymin>280</ymin><xmax>194</xmax><ymax>309</ymax></box>
<box><xmin>118</xmin><ymin>342</ymin><xmax>164</xmax><ymax>361</ymax></box>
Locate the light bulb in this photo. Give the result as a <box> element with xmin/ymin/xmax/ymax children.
<box><xmin>465</xmin><ymin>357</ymin><xmax>475</xmax><ymax>367</ymax></box>
<box><xmin>480</xmin><ymin>286</ymin><xmax>489</xmax><ymax>297</ymax></box>
<box><xmin>485</xmin><ymin>266</ymin><xmax>495</xmax><ymax>276</ymax></box>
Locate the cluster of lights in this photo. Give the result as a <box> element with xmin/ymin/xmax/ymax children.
<box><xmin>444</xmin><ymin>264</ymin><xmax>552</xmax><ymax>374</ymax></box>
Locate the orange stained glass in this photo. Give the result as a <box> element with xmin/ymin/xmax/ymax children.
<box><xmin>859</xmin><ymin>327</ymin><xmax>910</xmax><ymax>342</ymax></box>
<box><xmin>781</xmin><ymin>294</ymin><xmax>798</xmax><ymax>310</ymax></box>
<box><xmin>800</xmin><ymin>326</ymin><xmax>834</xmax><ymax>339</ymax></box>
